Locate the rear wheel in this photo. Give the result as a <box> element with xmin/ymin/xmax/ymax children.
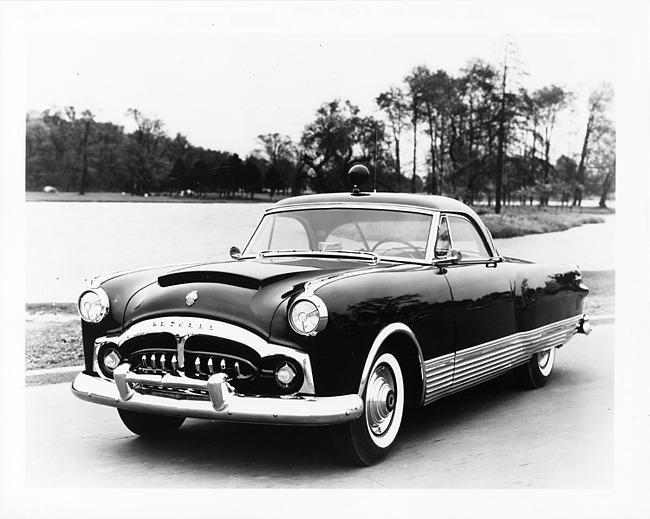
<box><xmin>513</xmin><ymin>347</ymin><xmax>557</xmax><ymax>389</ymax></box>
<box><xmin>337</xmin><ymin>351</ymin><xmax>405</xmax><ymax>466</ymax></box>
<box><xmin>118</xmin><ymin>409</ymin><xmax>185</xmax><ymax>437</ymax></box>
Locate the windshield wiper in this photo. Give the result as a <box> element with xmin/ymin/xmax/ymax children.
<box><xmin>336</xmin><ymin>249</ymin><xmax>380</xmax><ymax>263</ymax></box>
<box><xmin>258</xmin><ymin>249</ymin><xmax>380</xmax><ymax>264</ymax></box>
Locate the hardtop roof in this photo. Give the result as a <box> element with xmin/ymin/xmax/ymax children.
<box><xmin>273</xmin><ymin>191</ymin><xmax>477</xmax><ymax>216</ymax></box>
<box><xmin>268</xmin><ymin>191</ymin><xmax>497</xmax><ymax>256</ymax></box>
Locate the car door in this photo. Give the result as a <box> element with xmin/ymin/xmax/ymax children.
<box><xmin>435</xmin><ymin>213</ymin><xmax>517</xmax><ymax>390</ymax></box>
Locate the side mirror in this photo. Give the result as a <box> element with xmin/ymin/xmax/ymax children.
<box><xmin>446</xmin><ymin>249</ymin><xmax>462</xmax><ymax>264</ymax></box>
<box><xmin>230</xmin><ymin>246</ymin><xmax>242</xmax><ymax>260</ymax></box>
<box><xmin>434</xmin><ymin>248</ymin><xmax>462</xmax><ymax>265</ymax></box>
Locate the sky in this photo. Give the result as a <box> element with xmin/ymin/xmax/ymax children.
<box><xmin>14</xmin><ymin>1</ymin><xmax>619</xmax><ymax>161</ymax></box>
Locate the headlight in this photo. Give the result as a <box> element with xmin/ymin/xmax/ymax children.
<box><xmin>78</xmin><ymin>288</ymin><xmax>110</xmax><ymax>323</ymax></box>
<box><xmin>288</xmin><ymin>295</ymin><xmax>328</xmax><ymax>336</ymax></box>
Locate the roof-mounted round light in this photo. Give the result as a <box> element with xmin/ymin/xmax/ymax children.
<box><xmin>78</xmin><ymin>288</ymin><xmax>110</xmax><ymax>323</ymax></box>
<box><xmin>348</xmin><ymin>164</ymin><xmax>370</xmax><ymax>195</ymax></box>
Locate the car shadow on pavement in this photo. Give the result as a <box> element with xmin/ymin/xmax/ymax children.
<box><xmin>118</xmin><ymin>419</ymin><xmax>348</xmax><ymax>475</ymax></box>
<box><xmin>111</xmin><ymin>369</ymin><xmax>581</xmax><ymax>479</ymax></box>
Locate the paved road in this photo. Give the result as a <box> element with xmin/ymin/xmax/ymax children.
<box><xmin>494</xmin><ymin>214</ymin><xmax>615</xmax><ymax>271</ymax></box>
<box><xmin>25</xmin><ymin>324</ymin><xmax>613</xmax><ymax>489</ymax></box>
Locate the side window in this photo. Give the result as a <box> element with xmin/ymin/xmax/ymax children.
<box><xmin>435</xmin><ymin>216</ymin><xmax>451</xmax><ymax>258</ymax></box>
<box><xmin>447</xmin><ymin>215</ymin><xmax>490</xmax><ymax>259</ymax></box>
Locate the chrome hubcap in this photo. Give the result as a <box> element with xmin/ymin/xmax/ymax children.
<box><xmin>366</xmin><ymin>365</ymin><xmax>396</xmax><ymax>437</ymax></box>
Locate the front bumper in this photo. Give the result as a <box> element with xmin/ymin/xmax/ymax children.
<box><xmin>71</xmin><ymin>365</ymin><xmax>363</xmax><ymax>425</ymax></box>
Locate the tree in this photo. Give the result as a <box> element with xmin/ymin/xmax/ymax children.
<box><xmin>404</xmin><ymin>66</ymin><xmax>428</xmax><ymax>193</ymax></box>
<box><xmin>495</xmin><ymin>49</ymin><xmax>509</xmax><ymax>214</ymax></box>
<box><xmin>26</xmin><ymin>112</ymin><xmax>55</xmax><ymax>190</ymax></box>
<box><xmin>300</xmin><ymin>99</ymin><xmax>381</xmax><ymax>192</ymax></box>
<box><xmin>531</xmin><ymin>85</ymin><xmax>570</xmax><ymax>204</ymax></box>
<box><xmin>450</xmin><ymin>60</ymin><xmax>501</xmax><ymax>202</ymax></box>
<box><xmin>493</xmin><ymin>39</ymin><xmax>528</xmax><ymax>212</ymax></box>
<box><xmin>589</xmin><ymin>118</ymin><xmax>616</xmax><ymax>208</ymax></box>
<box><xmin>40</xmin><ymin>109</ymin><xmax>76</xmax><ymax>190</ymax></box>
<box><xmin>416</xmin><ymin>68</ymin><xmax>453</xmax><ymax>195</ymax></box>
<box><xmin>573</xmin><ymin>83</ymin><xmax>613</xmax><ymax>206</ymax></box>
<box><xmin>226</xmin><ymin>153</ymin><xmax>244</xmax><ymax>196</ymax></box>
<box><xmin>256</xmin><ymin>133</ymin><xmax>294</xmax><ymax>165</ymax></box>
<box><xmin>554</xmin><ymin>155</ymin><xmax>578</xmax><ymax>207</ymax></box>
<box><xmin>125</xmin><ymin>108</ymin><xmax>171</xmax><ymax>195</ymax></box>
<box><xmin>242</xmin><ymin>157</ymin><xmax>263</xmax><ymax>199</ymax></box>
<box><xmin>77</xmin><ymin>110</ymin><xmax>97</xmax><ymax>195</ymax></box>
<box><xmin>255</xmin><ymin>133</ymin><xmax>297</xmax><ymax>199</ymax></box>
<box><xmin>376</xmin><ymin>87</ymin><xmax>409</xmax><ymax>191</ymax></box>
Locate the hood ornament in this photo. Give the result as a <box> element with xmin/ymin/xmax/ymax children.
<box><xmin>185</xmin><ymin>290</ymin><xmax>199</xmax><ymax>307</ymax></box>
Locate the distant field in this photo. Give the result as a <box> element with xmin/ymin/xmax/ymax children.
<box><xmin>480</xmin><ymin>206</ymin><xmax>610</xmax><ymax>239</ymax></box>
<box><xmin>26</xmin><ymin>191</ymin><xmax>283</xmax><ymax>203</ymax></box>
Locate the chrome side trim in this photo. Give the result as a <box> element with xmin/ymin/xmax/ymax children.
<box><xmin>93</xmin><ymin>316</ymin><xmax>316</xmax><ymax>395</ymax></box>
<box><xmin>72</xmin><ymin>371</ymin><xmax>363</xmax><ymax>426</ymax></box>
<box><xmin>423</xmin><ymin>352</ymin><xmax>455</xmax><ymax>405</ymax></box>
<box><xmin>423</xmin><ymin>315</ymin><xmax>582</xmax><ymax>404</ymax></box>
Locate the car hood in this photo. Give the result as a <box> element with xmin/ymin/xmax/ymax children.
<box><xmin>120</xmin><ymin>258</ymin><xmax>379</xmax><ymax>338</ymax></box>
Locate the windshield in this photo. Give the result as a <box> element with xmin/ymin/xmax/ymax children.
<box><xmin>244</xmin><ymin>208</ymin><xmax>433</xmax><ymax>260</ymax></box>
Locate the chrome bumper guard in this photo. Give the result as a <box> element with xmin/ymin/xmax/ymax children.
<box><xmin>578</xmin><ymin>314</ymin><xmax>592</xmax><ymax>335</ymax></box>
<box><xmin>71</xmin><ymin>364</ymin><xmax>363</xmax><ymax>425</ymax></box>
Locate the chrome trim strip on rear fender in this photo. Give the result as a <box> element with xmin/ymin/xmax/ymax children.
<box><xmin>423</xmin><ymin>314</ymin><xmax>583</xmax><ymax>405</ymax></box>
<box><xmin>71</xmin><ymin>371</ymin><xmax>363</xmax><ymax>425</ymax></box>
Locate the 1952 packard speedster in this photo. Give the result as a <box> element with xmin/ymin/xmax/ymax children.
<box><xmin>72</xmin><ymin>165</ymin><xmax>591</xmax><ymax>465</ymax></box>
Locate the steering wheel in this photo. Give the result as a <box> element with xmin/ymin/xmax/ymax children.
<box><xmin>370</xmin><ymin>238</ymin><xmax>421</xmax><ymax>258</ymax></box>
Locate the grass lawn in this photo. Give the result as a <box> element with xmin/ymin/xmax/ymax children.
<box><xmin>478</xmin><ymin>205</ymin><xmax>611</xmax><ymax>239</ymax></box>
<box><xmin>25</xmin><ymin>270</ymin><xmax>614</xmax><ymax>372</ymax></box>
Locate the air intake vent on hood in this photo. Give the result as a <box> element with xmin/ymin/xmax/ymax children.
<box><xmin>158</xmin><ymin>271</ymin><xmax>262</xmax><ymax>290</ymax></box>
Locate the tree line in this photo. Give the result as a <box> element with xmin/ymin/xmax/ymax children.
<box><xmin>26</xmin><ymin>54</ymin><xmax>615</xmax><ymax>212</ymax></box>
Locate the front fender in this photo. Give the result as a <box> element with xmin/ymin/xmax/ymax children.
<box><xmin>269</xmin><ymin>265</ymin><xmax>453</xmax><ymax>397</ymax></box>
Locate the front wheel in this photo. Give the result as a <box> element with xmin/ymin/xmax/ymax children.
<box><xmin>513</xmin><ymin>347</ymin><xmax>557</xmax><ymax>389</ymax></box>
<box><xmin>118</xmin><ymin>409</ymin><xmax>186</xmax><ymax>437</ymax></box>
<box><xmin>337</xmin><ymin>351</ymin><xmax>405</xmax><ymax>466</ymax></box>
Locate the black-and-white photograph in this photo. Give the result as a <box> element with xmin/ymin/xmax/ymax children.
<box><xmin>2</xmin><ymin>1</ymin><xmax>648</xmax><ymax>518</ymax></box>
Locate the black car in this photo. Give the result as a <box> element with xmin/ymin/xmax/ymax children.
<box><xmin>72</xmin><ymin>166</ymin><xmax>591</xmax><ymax>465</ymax></box>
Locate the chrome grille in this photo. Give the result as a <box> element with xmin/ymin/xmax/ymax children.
<box><xmin>129</xmin><ymin>348</ymin><xmax>257</xmax><ymax>381</ymax></box>
<box><xmin>106</xmin><ymin>316</ymin><xmax>315</xmax><ymax>397</ymax></box>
